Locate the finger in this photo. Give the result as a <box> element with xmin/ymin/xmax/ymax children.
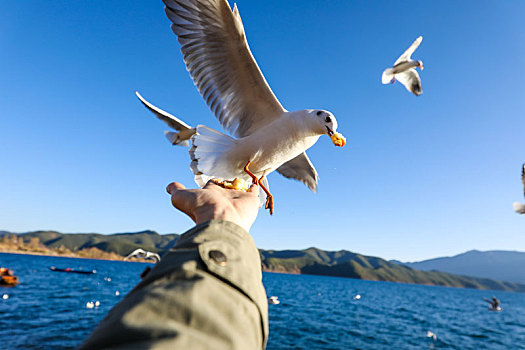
<box><xmin>170</xmin><ymin>190</ymin><xmax>197</xmax><ymax>223</ymax></box>
<box><xmin>166</xmin><ymin>182</ymin><xmax>186</xmax><ymax>194</ymax></box>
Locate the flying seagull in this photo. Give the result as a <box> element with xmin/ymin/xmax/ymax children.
<box><xmin>138</xmin><ymin>0</ymin><xmax>346</xmax><ymax>214</ymax></box>
<box><xmin>124</xmin><ymin>248</ymin><xmax>161</xmax><ymax>263</ymax></box>
<box><xmin>513</xmin><ymin>163</ymin><xmax>525</xmax><ymax>214</ymax></box>
<box><xmin>382</xmin><ymin>36</ymin><xmax>424</xmax><ymax>96</ymax></box>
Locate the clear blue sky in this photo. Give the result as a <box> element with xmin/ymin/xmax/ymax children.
<box><xmin>1</xmin><ymin>1</ymin><xmax>523</xmax><ymax>261</ymax></box>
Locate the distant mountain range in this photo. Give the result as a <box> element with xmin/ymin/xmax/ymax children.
<box><xmin>397</xmin><ymin>250</ymin><xmax>525</xmax><ymax>284</ymax></box>
<box><xmin>259</xmin><ymin>247</ymin><xmax>525</xmax><ymax>292</ymax></box>
<box><xmin>1</xmin><ymin>230</ymin><xmax>179</xmax><ymax>256</ymax></box>
<box><xmin>2</xmin><ymin>230</ymin><xmax>525</xmax><ymax>293</ymax></box>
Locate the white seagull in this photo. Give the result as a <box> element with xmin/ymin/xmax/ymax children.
<box><xmin>426</xmin><ymin>331</ymin><xmax>437</xmax><ymax>341</ymax></box>
<box><xmin>382</xmin><ymin>36</ymin><xmax>424</xmax><ymax>96</ymax></box>
<box><xmin>268</xmin><ymin>296</ymin><xmax>280</xmax><ymax>305</ymax></box>
<box><xmin>138</xmin><ymin>0</ymin><xmax>346</xmax><ymax>214</ymax></box>
<box><xmin>513</xmin><ymin>164</ymin><xmax>525</xmax><ymax>214</ymax></box>
<box><xmin>124</xmin><ymin>248</ymin><xmax>161</xmax><ymax>263</ymax></box>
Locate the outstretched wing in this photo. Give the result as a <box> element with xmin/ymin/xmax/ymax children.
<box><xmin>124</xmin><ymin>248</ymin><xmax>146</xmax><ymax>260</ymax></box>
<box><xmin>136</xmin><ymin>91</ymin><xmax>192</xmax><ymax>131</ymax></box>
<box><xmin>522</xmin><ymin>163</ymin><xmax>525</xmax><ymax>197</ymax></box>
<box><xmin>394</xmin><ymin>36</ymin><xmax>423</xmax><ymax>65</ymax></box>
<box><xmin>396</xmin><ymin>68</ymin><xmax>423</xmax><ymax>96</ymax></box>
<box><xmin>163</xmin><ymin>0</ymin><xmax>286</xmax><ymax>138</ymax></box>
<box><xmin>276</xmin><ymin>152</ymin><xmax>319</xmax><ymax>192</ymax></box>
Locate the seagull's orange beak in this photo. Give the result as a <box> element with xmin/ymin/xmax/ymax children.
<box><xmin>327</xmin><ymin>127</ymin><xmax>346</xmax><ymax>147</ymax></box>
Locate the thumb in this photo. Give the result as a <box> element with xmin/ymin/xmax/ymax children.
<box><xmin>166</xmin><ymin>182</ymin><xmax>186</xmax><ymax>195</ymax></box>
<box><xmin>167</xmin><ymin>185</ymin><xmax>197</xmax><ymax>223</ymax></box>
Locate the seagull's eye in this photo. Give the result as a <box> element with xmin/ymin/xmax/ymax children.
<box><xmin>316</xmin><ymin>111</ymin><xmax>322</xmax><ymax>116</ymax></box>
<box><xmin>325</xmin><ymin>116</ymin><xmax>331</xmax><ymax>123</ymax></box>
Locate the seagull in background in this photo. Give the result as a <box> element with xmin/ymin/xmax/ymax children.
<box><xmin>382</xmin><ymin>36</ymin><xmax>424</xmax><ymax>96</ymax></box>
<box><xmin>513</xmin><ymin>164</ymin><xmax>525</xmax><ymax>214</ymax></box>
<box><xmin>137</xmin><ymin>0</ymin><xmax>346</xmax><ymax>215</ymax></box>
<box><xmin>268</xmin><ymin>296</ymin><xmax>280</xmax><ymax>305</ymax></box>
<box><xmin>124</xmin><ymin>249</ymin><xmax>161</xmax><ymax>263</ymax></box>
<box><xmin>426</xmin><ymin>331</ymin><xmax>437</xmax><ymax>341</ymax></box>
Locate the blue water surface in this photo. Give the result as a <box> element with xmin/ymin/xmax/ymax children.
<box><xmin>1</xmin><ymin>253</ymin><xmax>524</xmax><ymax>349</ymax></box>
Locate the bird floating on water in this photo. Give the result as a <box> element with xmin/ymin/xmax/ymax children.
<box><xmin>268</xmin><ymin>296</ymin><xmax>280</xmax><ymax>305</ymax></box>
<box><xmin>426</xmin><ymin>330</ymin><xmax>437</xmax><ymax>341</ymax></box>
<box><xmin>124</xmin><ymin>248</ymin><xmax>161</xmax><ymax>263</ymax></box>
<box><xmin>484</xmin><ymin>297</ymin><xmax>502</xmax><ymax>311</ymax></box>
<box><xmin>138</xmin><ymin>0</ymin><xmax>346</xmax><ymax>215</ymax></box>
<box><xmin>382</xmin><ymin>36</ymin><xmax>424</xmax><ymax>96</ymax></box>
<box><xmin>513</xmin><ymin>164</ymin><xmax>525</xmax><ymax>214</ymax></box>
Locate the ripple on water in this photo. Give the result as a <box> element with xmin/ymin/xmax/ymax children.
<box><xmin>2</xmin><ymin>254</ymin><xmax>525</xmax><ymax>349</ymax></box>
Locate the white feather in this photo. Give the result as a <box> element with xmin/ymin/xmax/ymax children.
<box><xmin>513</xmin><ymin>202</ymin><xmax>525</xmax><ymax>214</ymax></box>
<box><xmin>382</xmin><ymin>68</ymin><xmax>395</xmax><ymax>84</ymax></box>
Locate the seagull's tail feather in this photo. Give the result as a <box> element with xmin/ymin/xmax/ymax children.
<box><xmin>188</xmin><ymin>125</ymin><xmax>267</xmax><ymax>207</ymax></box>
<box><xmin>513</xmin><ymin>202</ymin><xmax>525</xmax><ymax>214</ymax></box>
<box><xmin>189</xmin><ymin>125</ymin><xmax>237</xmax><ymax>185</ymax></box>
<box><xmin>382</xmin><ymin>68</ymin><xmax>395</xmax><ymax>84</ymax></box>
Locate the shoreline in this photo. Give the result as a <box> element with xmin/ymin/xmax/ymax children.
<box><xmin>0</xmin><ymin>249</ymin><xmax>151</xmax><ymax>263</ymax></box>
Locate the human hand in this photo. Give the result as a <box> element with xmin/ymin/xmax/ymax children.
<box><xmin>166</xmin><ymin>180</ymin><xmax>260</xmax><ymax>232</ymax></box>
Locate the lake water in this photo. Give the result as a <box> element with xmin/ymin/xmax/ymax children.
<box><xmin>1</xmin><ymin>253</ymin><xmax>525</xmax><ymax>349</ymax></box>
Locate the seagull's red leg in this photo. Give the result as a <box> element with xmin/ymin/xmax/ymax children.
<box><xmin>391</xmin><ymin>77</ymin><xmax>396</xmax><ymax>84</ymax></box>
<box><xmin>258</xmin><ymin>175</ymin><xmax>274</xmax><ymax>215</ymax></box>
<box><xmin>243</xmin><ymin>161</ymin><xmax>258</xmax><ymax>186</ymax></box>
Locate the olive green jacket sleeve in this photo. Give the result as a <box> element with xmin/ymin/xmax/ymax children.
<box><xmin>80</xmin><ymin>220</ymin><xmax>268</xmax><ymax>350</ymax></box>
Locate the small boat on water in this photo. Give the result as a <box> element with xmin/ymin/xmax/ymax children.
<box><xmin>49</xmin><ymin>266</ymin><xmax>97</xmax><ymax>275</ymax></box>
<box><xmin>0</xmin><ymin>268</ymin><xmax>19</xmax><ymax>286</ymax></box>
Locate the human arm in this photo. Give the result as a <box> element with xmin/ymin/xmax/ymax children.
<box><xmin>80</xmin><ymin>181</ymin><xmax>268</xmax><ymax>349</ymax></box>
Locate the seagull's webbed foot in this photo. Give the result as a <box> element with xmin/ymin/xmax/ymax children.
<box><xmin>258</xmin><ymin>175</ymin><xmax>274</xmax><ymax>215</ymax></box>
<box><xmin>391</xmin><ymin>77</ymin><xmax>396</xmax><ymax>84</ymax></box>
<box><xmin>243</xmin><ymin>161</ymin><xmax>258</xmax><ymax>186</ymax></box>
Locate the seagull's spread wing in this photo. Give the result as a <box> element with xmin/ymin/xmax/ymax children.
<box><xmin>145</xmin><ymin>252</ymin><xmax>161</xmax><ymax>263</ymax></box>
<box><xmin>394</xmin><ymin>36</ymin><xmax>422</xmax><ymax>65</ymax></box>
<box><xmin>396</xmin><ymin>68</ymin><xmax>422</xmax><ymax>96</ymax></box>
<box><xmin>163</xmin><ymin>0</ymin><xmax>286</xmax><ymax>138</ymax></box>
<box><xmin>136</xmin><ymin>91</ymin><xmax>192</xmax><ymax>131</ymax></box>
<box><xmin>276</xmin><ymin>152</ymin><xmax>319</xmax><ymax>192</ymax></box>
<box><xmin>521</xmin><ymin>163</ymin><xmax>525</xmax><ymax>197</ymax></box>
<box><xmin>125</xmin><ymin>248</ymin><xmax>146</xmax><ymax>260</ymax></box>
<box><xmin>512</xmin><ymin>164</ymin><xmax>525</xmax><ymax>214</ymax></box>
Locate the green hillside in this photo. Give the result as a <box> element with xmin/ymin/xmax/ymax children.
<box><xmin>3</xmin><ymin>230</ymin><xmax>524</xmax><ymax>292</ymax></box>
<box><xmin>260</xmin><ymin>247</ymin><xmax>525</xmax><ymax>292</ymax></box>
<box><xmin>9</xmin><ymin>230</ymin><xmax>179</xmax><ymax>256</ymax></box>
